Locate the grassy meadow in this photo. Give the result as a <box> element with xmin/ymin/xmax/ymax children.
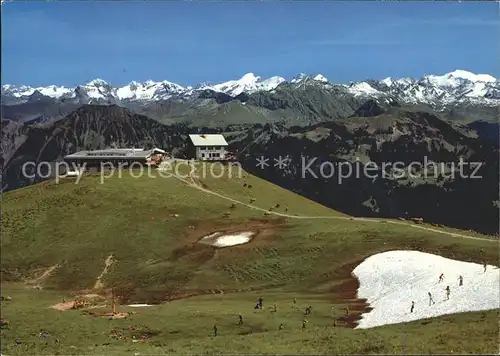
<box><xmin>1</xmin><ymin>162</ymin><xmax>498</xmax><ymax>354</ymax></box>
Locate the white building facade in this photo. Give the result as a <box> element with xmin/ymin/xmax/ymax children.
<box><xmin>188</xmin><ymin>134</ymin><xmax>228</xmax><ymax>161</ymax></box>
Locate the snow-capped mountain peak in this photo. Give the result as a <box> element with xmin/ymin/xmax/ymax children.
<box><xmin>423</xmin><ymin>70</ymin><xmax>496</xmax><ymax>88</ymax></box>
<box><xmin>85</xmin><ymin>78</ymin><xmax>109</xmax><ymax>87</ymax></box>
<box><xmin>260</xmin><ymin>76</ymin><xmax>286</xmax><ymax>90</ymax></box>
<box><xmin>239</xmin><ymin>73</ymin><xmax>260</xmax><ymax>84</ymax></box>
<box><xmin>447</xmin><ymin>69</ymin><xmax>496</xmax><ymax>83</ymax></box>
<box><xmin>291</xmin><ymin>73</ymin><xmax>329</xmax><ymax>84</ymax></box>
<box><xmin>291</xmin><ymin>73</ymin><xmax>308</xmax><ymax>84</ymax></box>
<box><xmin>115</xmin><ymin>79</ymin><xmax>186</xmax><ymax>101</ymax></box>
<box><xmin>313</xmin><ymin>74</ymin><xmax>329</xmax><ymax>83</ymax></box>
<box><xmin>211</xmin><ymin>73</ymin><xmax>283</xmax><ymax>97</ymax></box>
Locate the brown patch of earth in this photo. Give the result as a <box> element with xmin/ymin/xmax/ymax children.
<box><xmin>85</xmin><ymin>311</ymin><xmax>130</xmax><ymax>319</ymax></box>
<box><xmin>330</xmin><ymin>259</ymin><xmax>373</xmax><ymax>329</ymax></box>
<box><xmin>50</xmin><ymin>293</ymin><xmax>107</xmax><ymax>311</ymax></box>
<box><xmin>170</xmin><ymin>218</ymin><xmax>287</xmax><ymax>262</ymax></box>
<box><xmin>51</xmin><ymin>301</ymin><xmax>76</xmax><ymax>311</ymax></box>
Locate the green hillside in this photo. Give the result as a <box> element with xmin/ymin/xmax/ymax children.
<box><xmin>1</xmin><ymin>163</ymin><xmax>498</xmax><ymax>354</ymax></box>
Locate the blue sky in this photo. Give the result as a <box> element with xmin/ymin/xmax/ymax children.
<box><xmin>2</xmin><ymin>1</ymin><xmax>499</xmax><ymax>87</ymax></box>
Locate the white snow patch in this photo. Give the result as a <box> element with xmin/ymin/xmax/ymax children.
<box><xmin>128</xmin><ymin>304</ymin><xmax>153</xmax><ymax>307</ymax></box>
<box><xmin>199</xmin><ymin>231</ymin><xmax>255</xmax><ymax>247</ymax></box>
<box><xmin>353</xmin><ymin>250</ymin><xmax>500</xmax><ymax>329</ymax></box>
<box><xmin>465</xmin><ymin>82</ymin><xmax>488</xmax><ymax>97</ymax></box>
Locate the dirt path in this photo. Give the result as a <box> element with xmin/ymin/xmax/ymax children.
<box><xmin>27</xmin><ymin>264</ymin><xmax>60</xmax><ymax>287</ymax></box>
<box><xmin>171</xmin><ymin>173</ymin><xmax>496</xmax><ymax>243</ymax></box>
<box><xmin>93</xmin><ymin>253</ymin><xmax>114</xmax><ymax>290</ymax></box>
<box><xmin>51</xmin><ymin>301</ymin><xmax>75</xmax><ymax>311</ymax></box>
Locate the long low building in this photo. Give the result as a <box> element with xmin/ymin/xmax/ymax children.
<box><xmin>64</xmin><ymin>147</ymin><xmax>166</xmax><ymax>170</ymax></box>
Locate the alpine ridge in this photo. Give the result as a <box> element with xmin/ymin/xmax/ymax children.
<box><xmin>2</xmin><ymin>70</ymin><xmax>498</xmax><ymax>108</ymax></box>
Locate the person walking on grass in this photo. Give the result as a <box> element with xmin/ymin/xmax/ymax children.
<box><xmin>213</xmin><ymin>324</ymin><xmax>218</xmax><ymax>337</ymax></box>
<box><xmin>279</xmin><ymin>323</ymin><xmax>284</xmax><ymax>331</ymax></box>
<box><xmin>238</xmin><ymin>314</ymin><xmax>243</xmax><ymax>325</ymax></box>
<box><xmin>304</xmin><ymin>305</ymin><xmax>312</xmax><ymax>315</ymax></box>
<box><xmin>410</xmin><ymin>301</ymin><xmax>415</xmax><ymax>313</ymax></box>
<box><xmin>428</xmin><ymin>292</ymin><xmax>435</xmax><ymax>306</ymax></box>
<box><xmin>458</xmin><ymin>275</ymin><xmax>463</xmax><ymax>286</ymax></box>
<box><xmin>302</xmin><ymin>319</ymin><xmax>308</xmax><ymax>331</ymax></box>
<box><xmin>445</xmin><ymin>286</ymin><xmax>450</xmax><ymax>300</ymax></box>
<box><xmin>258</xmin><ymin>297</ymin><xmax>263</xmax><ymax>309</ymax></box>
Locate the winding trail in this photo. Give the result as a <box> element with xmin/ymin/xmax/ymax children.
<box><xmin>170</xmin><ymin>172</ymin><xmax>496</xmax><ymax>243</ymax></box>
<box><xmin>93</xmin><ymin>253</ymin><xmax>114</xmax><ymax>290</ymax></box>
<box><xmin>28</xmin><ymin>264</ymin><xmax>60</xmax><ymax>286</ymax></box>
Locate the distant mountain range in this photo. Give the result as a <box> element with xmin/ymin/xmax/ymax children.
<box><xmin>2</xmin><ymin>69</ymin><xmax>498</xmax><ymax>108</ymax></box>
<box><xmin>2</xmin><ymin>70</ymin><xmax>499</xmax><ymax>234</ymax></box>
<box><xmin>2</xmin><ymin>70</ymin><xmax>498</xmax><ymax>130</ymax></box>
